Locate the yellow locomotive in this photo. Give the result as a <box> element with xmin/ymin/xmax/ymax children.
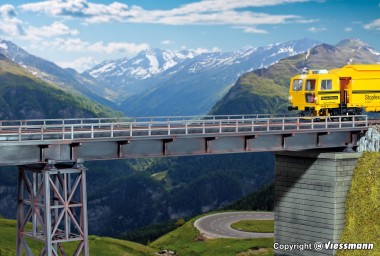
<box><xmin>288</xmin><ymin>64</ymin><xmax>380</xmax><ymax>116</ymax></box>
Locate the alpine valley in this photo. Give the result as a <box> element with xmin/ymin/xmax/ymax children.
<box><xmin>84</xmin><ymin>38</ymin><xmax>321</xmax><ymax>116</ymax></box>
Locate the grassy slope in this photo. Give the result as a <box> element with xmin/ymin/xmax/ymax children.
<box><xmin>210</xmin><ymin>73</ymin><xmax>289</xmax><ymax>115</ymax></box>
<box><xmin>338</xmin><ymin>152</ymin><xmax>380</xmax><ymax>256</ymax></box>
<box><xmin>0</xmin><ymin>218</ymin><xmax>154</xmax><ymax>256</ymax></box>
<box><xmin>0</xmin><ymin>57</ymin><xmax>121</xmax><ymax>119</ymax></box>
<box><xmin>230</xmin><ymin>220</ymin><xmax>274</xmax><ymax>233</ymax></box>
<box><xmin>1</xmin><ymin>214</ymin><xmax>274</xmax><ymax>256</ymax></box>
<box><xmin>150</xmin><ymin>214</ymin><xmax>274</xmax><ymax>256</ymax></box>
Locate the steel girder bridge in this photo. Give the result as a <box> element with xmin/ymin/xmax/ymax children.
<box><xmin>0</xmin><ymin>114</ymin><xmax>368</xmax><ymax>255</ymax></box>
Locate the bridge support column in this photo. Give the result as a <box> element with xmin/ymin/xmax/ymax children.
<box><xmin>17</xmin><ymin>160</ymin><xmax>89</xmax><ymax>256</ymax></box>
<box><xmin>274</xmin><ymin>151</ymin><xmax>361</xmax><ymax>256</ymax></box>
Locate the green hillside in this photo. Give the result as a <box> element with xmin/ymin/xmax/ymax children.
<box><xmin>150</xmin><ymin>214</ymin><xmax>273</xmax><ymax>256</ymax></box>
<box><xmin>338</xmin><ymin>152</ymin><xmax>380</xmax><ymax>256</ymax></box>
<box><xmin>0</xmin><ymin>54</ymin><xmax>121</xmax><ymax>119</ymax></box>
<box><xmin>211</xmin><ymin>73</ymin><xmax>288</xmax><ymax>115</ymax></box>
<box><xmin>224</xmin><ymin>183</ymin><xmax>274</xmax><ymax>211</ymax></box>
<box><xmin>0</xmin><ymin>218</ymin><xmax>154</xmax><ymax>256</ymax></box>
<box><xmin>0</xmin><ymin>213</ymin><xmax>275</xmax><ymax>256</ymax></box>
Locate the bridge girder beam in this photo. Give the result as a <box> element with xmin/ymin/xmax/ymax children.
<box><xmin>0</xmin><ymin>130</ymin><xmax>364</xmax><ymax>166</ymax></box>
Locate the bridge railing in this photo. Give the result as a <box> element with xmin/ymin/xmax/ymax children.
<box><xmin>0</xmin><ymin>114</ymin><xmax>275</xmax><ymax>127</ymax></box>
<box><xmin>0</xmin><ymin>115</ymin><xmax>368</xmax><ymax>142</ymax></box>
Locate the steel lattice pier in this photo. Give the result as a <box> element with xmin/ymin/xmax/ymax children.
<box><xmin>17</xmin><ymin>160</ymin><xmax>89</xmax><ymax>256</ymax></box>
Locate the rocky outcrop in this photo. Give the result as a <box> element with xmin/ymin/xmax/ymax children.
<box><xmin>357</xmin><ymin>127</ymin><xmax>380</xmax><ymax>152</ymax></box>
<box><xmin>155</xmin><ymin>250</ymin><xmax>177</xmax><ymax>256</ymax></box>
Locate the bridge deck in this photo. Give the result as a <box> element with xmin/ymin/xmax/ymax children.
<box><xmin>0</xmin><ymin>115</ymin><xmax>368</xmax><ymax>165</ymax></box>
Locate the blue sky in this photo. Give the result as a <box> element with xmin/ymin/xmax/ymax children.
<box><xmin>0</xmin><ymin>0</ymin><xmax>379</xmax><ymax>72</ymax></box>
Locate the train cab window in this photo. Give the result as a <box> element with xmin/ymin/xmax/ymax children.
<box><xmin>306</xmin><ymin>80</ymin><xmax>316</xmax><ymax>91</ymax></box>
<box><xmin>320</xmin><ymin>79</ymin><xmax>332</xmax><ymax>90</ymax></box>
<box><xmin>292</xmin><ymin>79</ymin><xmax>303</xmax><ymax>91</ymax></box>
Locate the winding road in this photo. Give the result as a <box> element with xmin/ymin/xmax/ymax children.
<box><xmin>194</xmin><ymin>211</ymin><xmax>274</xmax><ymax>239</ymax></box>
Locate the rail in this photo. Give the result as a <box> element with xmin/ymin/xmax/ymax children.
<box><xmin>0</xmin><ymin>115</ymin><xmax>368</xmax><ymax>143</ymax></box>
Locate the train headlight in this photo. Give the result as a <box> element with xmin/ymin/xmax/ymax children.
<box><xmin>288</xmin><ymin>96</ymin><xmax>293</xmax><ymax>104</ymax></box>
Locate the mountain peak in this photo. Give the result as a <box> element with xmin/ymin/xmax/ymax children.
<box><xmin>336</xmin><ymin>38</ymin><xmax>369</xmax><ymax>48</ymax></box>
<box><xmin>139</xmin><ymin>48</ymin><xmax>163</xmax><ymax>56</ymax></box>
<box><xmin>310</xmin><ymin>43</ymin><xmax>339</xmax><ymax>55</ymax></box>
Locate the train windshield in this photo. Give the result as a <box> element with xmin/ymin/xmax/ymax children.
<box><xmin>292</xmin><ymin>79</ymin><xmax>303</xmax><ymax>91</ymax></box>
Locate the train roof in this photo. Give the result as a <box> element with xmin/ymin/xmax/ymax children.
<box><xmin>292</xmin><ymin>64</ymin><xmax>380</xmax><ymax>79</ymax></box>
<box><xmin>334</xmin><ymin>64</ymin><xmax>380</xmax><ymax>77</ymax></box>
<box><xmin>342</xmin><ymin>64</ymin><xmax>380</xmax><ymax>71</ymax></box>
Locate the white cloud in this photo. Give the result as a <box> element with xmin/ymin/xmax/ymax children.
<box><xmin>127</xmin><ymin>0</ymin><xmax>310</xmax><ymax>25</ymax></box>
<box><xmin>345</xmin><ymin>27</ymin><xmax>352</xmax><ymax>32</ymax></box>
<box><xmin>90</xmin><ymin>41</ymin><xmax>150</xmax><ymax>54</ymax></box>
<box><xmin>194</xmin><ymin>47</ymin><xmax>221</xmax><ymax>54</ymax></box>
<box><xmin>20</xmin><ymin>0</ymin><xmax>125</xmax><ymax>17</ymax></box>
<box><xmin>0</xmin><ymin>4</ymin><xmax>79</xmax><ymax>41</ymax></box>
<box><xmin>19</xmin><ymin>0</ymin><xmax>315</xmax><ymax>29</ymax></box>
<box><xmin>234</xmin><ymin>26</ymin><xmax>268</xmax><ymax>34</ymax></box>
<box><xmin>162</xmin><ymin>0</ymin><xmax>311</xmax><ymax>13</ymax></box>
<box><xmin>20</xmin><ymin>0</ymin><xmax>130</xmax><ymax>22</ymax></box>
<box><xmin>0</xmin><ymin>4</ymin><xmax>25</xmax><ymax>37</ymax></box>
<box><xmin>308</xmin><ymin>26</ymin><xmax>327</xmax><ymax>33</ymax></box>
<box><xmin>142</xmin><ymin>10</ymin><xmax>300</xmax><ymax>26</ymax></box>
<box><xmin>35</xmin><ymin>37</ymin><xmax>149</xmax><ymax>55</ymax></box>
<box><xmin>161</xmin><ymin>40</ymin><xmax>173</xmax><ymax>45</ymax></box>
<box><xmin>20</xmin><ymin>0</ymin><xmax>312</xmax><ymax>17</ymax></box>
<box><xmin>29</xmin><ymin>38</ymin><xmax>150</xmax><ymax>71</ymax></box>
<box><xmin>181</xmin><ymin>45</ymin><xmax>221</xmax><ymax>54</ymax></box>
<box><xmin>57</xmin><ymin>56</ymin><xmax>97</xmax><ymax>72</ymax></box>
<box><xmin>364</xmin><ymin>18</ymin><xmax>380</xmax><ymax>31</ymax></box>
<box><xmin>26</xmin><ymin>21</ymin><xmax>79</xmax><ymax>40</ymax></box>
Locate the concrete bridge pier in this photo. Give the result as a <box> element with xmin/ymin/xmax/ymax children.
<box><xmin>16</xmin><ymin>160</ymin><xmax>89</xmax><ymax>256</ymax></box>
<box><xmin>274</xmin><ymin>150</ymin><xmax>362</xmax><ymax>256</ymax></box>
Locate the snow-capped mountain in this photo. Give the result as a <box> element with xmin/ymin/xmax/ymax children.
<box><xmin>89</xmin><ymin>48</ymin><xmax>195</xmax><ymax>81</ymax></box>
<box><xmin>88</xmin><ymin>38</ymin><xmax>320</xmax><ymax>83</ymax></box>
<box><xmin>178</xmin><ymin>38</ymin><xmax>321</xmax><ymax>75</ymax></box>
<box><xmin>85</xmin><ymin>38</ymin><xmax>321</xmax><ymax>113</ymax></box>
<box><xmin>0</xmin><ymin>38</ymin><xmax>117</xmax><ymax>109</ymax></box>
<box><xmin>0</xmin><ymin>38</ymin><xmax>68</xmax><ymax>84</ymax></box>
<box><xmin>84</xmin><ymin>49</ymin><xmax>196</xmax><ymax>97</ymax></box>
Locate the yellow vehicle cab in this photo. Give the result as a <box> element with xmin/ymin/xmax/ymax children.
<box><xmin>288</xmin><ymin>64</ymin><xmax>380</xmax><ymax>116</ymax></box>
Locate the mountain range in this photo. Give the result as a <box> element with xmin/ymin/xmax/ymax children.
<box><xmin>84</xmin><ymin>49</ymin><xmax>197</xmax><ymax>99</ymax></box>
<box><xmin>85</xmin><ymin>38</ymin><xmax>321</xmax><ymax>116</ymax></box>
